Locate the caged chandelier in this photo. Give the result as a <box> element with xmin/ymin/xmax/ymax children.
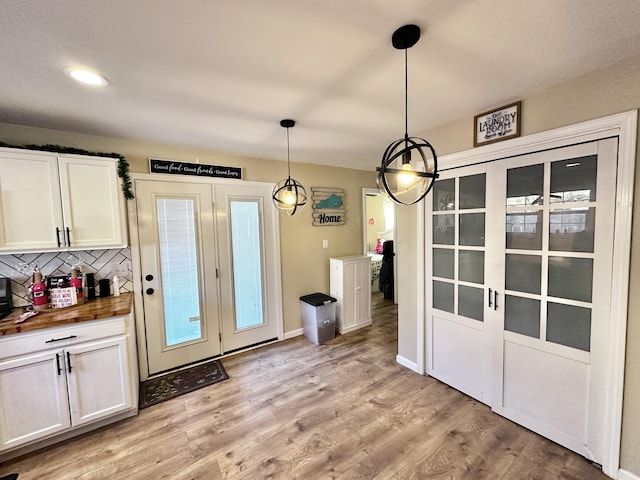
<box><xmin>377</xmin><ymin>24</ymin><xmax>439</xmax><ymax>205</ymax></box>
<box><xmin>272</xmin><ymin>119</ymin><xmax>307</xmax><ymax>215</ymax></box>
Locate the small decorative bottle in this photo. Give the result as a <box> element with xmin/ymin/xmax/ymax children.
<box><xmin>30</xmin><ymin>266</ymin><xmax>49</xmax><ymax>311</ymax></box>
<box><xmin>70</xmin><ymin>268</ymin><xmax>84</xmax><ymax>304</ymax></box>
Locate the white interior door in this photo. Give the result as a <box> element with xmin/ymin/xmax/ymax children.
<box><xmin>427</xmin><ymin>138</ymin><xmax>618</xmax><ymax>465</ymax></box>
<box><xmin>135</xmin><ymin>180</ymin><xmax>221</xmax><ymax>375</ymax></box>
<box><xmin>426</xmin><ymin>163</ymin><xmax>491</xmax><ymax>403</ymax></box>
<box><xmin>215</xmin><ymin>183</ymin><xmax>282</xmax><ymax>353</ymax></box>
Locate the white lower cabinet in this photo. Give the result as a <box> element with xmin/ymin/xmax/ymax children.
<box><xmin>0</xmin><ymin>316</ymin><xmax>136</xmax><ymax>454</ymax></box>
<box><xmin>330</xmin><ymin>256</ymin><xmax>372</xmax><ymax>334</ymax></box>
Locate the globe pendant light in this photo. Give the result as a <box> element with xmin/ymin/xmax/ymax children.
<box><xmin>272</xmin><ymin>119</ymin><xmax>307</xmax><ymax>215</ymax></box>
<box><xmin>377</xmin><ymin>24</ymin><xmax>439</xmax><ymax>205</ymax></box>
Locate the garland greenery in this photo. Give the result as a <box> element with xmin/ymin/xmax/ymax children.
<box><xmin>0</xmin><ymin>141</ymin><xmax>134</xmax><ymax>199</ymax></box>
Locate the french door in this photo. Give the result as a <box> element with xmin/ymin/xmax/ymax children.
<box><xmin>136</xmin><ymin>180</ymin><xmax>221</xmax><ymax>375</ymax></box>
<box><xmin>135</xmin><ymin>179</ymin><xmax>282</xmax><ymax>375</ymax></box>
<box><xmin>426</xmin><ymin>138</ymin><xmax>617</xmax><ymax>464</ymax></box>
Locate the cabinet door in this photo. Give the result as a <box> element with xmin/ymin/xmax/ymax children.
<box><xmin>0</xmin><ymin>150</ymin><xmax>63</xmax><ymax>252</ymax></box>
<box><xmin>65</xmin><ymin>336</ymin><xmax>132</xmax><ymax>427</ymax></box>
<box><xmin>0</xmin><ymin>350</ymin><xmax>71</xmax><ymax>450</ymax></box>
<box><xmin>58</xmin><ymin>156</ymin><xmax>127</xmax><ymax>249</ymax></box>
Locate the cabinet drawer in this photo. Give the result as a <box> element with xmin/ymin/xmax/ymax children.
<box><xmin>0</xmin><ymin>316</ymin><xmax>127</xmax><ymax>360</ymax></box>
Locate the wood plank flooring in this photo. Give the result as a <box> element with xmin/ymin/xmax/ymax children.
<box><xmin>0</xmin><ymin>292</ymin><xmax>608</xmax><ymax>479</ymax></box>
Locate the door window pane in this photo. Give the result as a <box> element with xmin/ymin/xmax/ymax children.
<box><xmin>507</xmin><ymin>164</ymin><xmax>544</xmax><ymax>206</ymax></box>
<box><xmin>549</xmin><ymin>208</ymin><xmax>595</xmax><ymax>252</ymax></box>
<box><xmin>548</xmin><ymin>257</ymin><xmax>593</xmax><ymax>302</ymax></box>
<box><xmin>550</xmin><ymin>155</ymin><xmax>597</xmax><ymax>203</ymax></box>
<box><xmin>459</xmin><ymin>250</ymin><xmax>484</xmax><ymax>284</ymax></box>
<box><xmin>230</xmin><ymin>200</ymin><xmax>264</xmax><ymax>330</ymax></box>
<box><xmin>433</xmin><ymin>281</ymin><xmax>454</xmax><ymax>313</ymax></box>
<box><xmin>459</xmin><ymin>174</ymin><xmax>486</xmax><ymax>209</ymax></box>
<box><xmin>157</xmin><ymin>198</ymin><xmax>202</xmax><ymax>346</ymax></box>
<box><xmin>433</xmin><ymin>214</ymin><xmax>455</xmax><ymax>245</ymax></box>
<box><xmin>505</xmin><ymin>295</ymin><xmax>540</xmax><ymax>339</ymax></box>
<box><xmin>506</xmin><ymin>211</ymin><xmax>543</xmax><ymax>250</ymax></box>
<box><xmin>433</xmin><ymin>248</ymin><xmax>454</xmax><ymax>279</ymax></box>
<box><xmin>547</xmin><ymin>302</ymin><xmax>591</xmax><ymax>351</ymax></box>
<box><xmin>459</xmin><ymin>213</ymin><xmax>485</xmax><ymax>246</ymax></box>
<box><xmin>505</xmin><ymin>254</ymin><xmax>541</xmax><ymax>294</ymax></box>
<box><xmin>458</xmin><ymin>285</ymin><xmax>484</xmax><ymax>322</ymax></box>
<box><xmin>433</xmin><ymin>178</ymin><xmax>455</xmax><ymax>211</ymax></box>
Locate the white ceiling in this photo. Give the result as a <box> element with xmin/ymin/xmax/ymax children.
<box><xmin>1</xmin><ymin>0</ymin><xmax>640</xmax><ymax>171</ymax></box>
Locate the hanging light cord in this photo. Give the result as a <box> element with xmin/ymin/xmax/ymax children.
<box><xmin>286</xmin><ymin>126</ymin><xmax>291</xmax><ymax>179</ymax></box>
<box><xmin>404</xmin><ymin>48</ymin><xmax>409</xmax><ymax>140</ymax></box>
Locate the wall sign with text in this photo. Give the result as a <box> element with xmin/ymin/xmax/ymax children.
<box><xmin>312</xmin><ymin>187</ymin><xmax>346</xmax><ymax>226</ymax></box>
<box><xmin>474</xmin><ymin>101</ymin><xmax>521</xmax><ymax>147</ymax></box>
<box><xmin>149</xmin><ymin>158</ymin><xmax>242</xmax><ymax>180</ymax></box>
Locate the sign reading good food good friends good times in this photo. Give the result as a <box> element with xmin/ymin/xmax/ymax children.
<box><xmin>149</xmin><ymin>158</ymin><xmax>242</xmax><ymax>180</ymax></box>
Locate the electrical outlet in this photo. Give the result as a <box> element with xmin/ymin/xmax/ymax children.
<box><xmin>111</xmin><ymin>262</ymin><xmax>129</xmax><ymax>277</ymax></box>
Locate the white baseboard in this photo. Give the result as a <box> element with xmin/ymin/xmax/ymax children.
<box><xmin>284</xmin><ymin>328</ymin><xmax>303</xmax><ymax>340</ymax></box>
<box><xmin>396</xmin><ymin>354</ymin><xmax>420</xmax><ymax>373</ymax></box>
<box><xmin>618</xmin><ymin>469</ymin><xmax>640</xmax><ymax>480</ymax></box>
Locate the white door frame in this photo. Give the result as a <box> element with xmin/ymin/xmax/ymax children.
<box><xmin>128</xmin><ymin>173</ymin><xmax>283</xmax><ymax>381</ymax></box>
<box><xmin>417</xmin><ymin>109</ymin><xmax>637</xmax><ymax>477</ymax></box>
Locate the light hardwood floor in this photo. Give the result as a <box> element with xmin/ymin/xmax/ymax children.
<box><xmin>1</xmin><ymin>292</ymin><xmax>608</xmax><ymax>479</ymax></box>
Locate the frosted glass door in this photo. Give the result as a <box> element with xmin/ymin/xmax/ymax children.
<box><xmin>216</xmin><ymin>184</ymin><xmax>282</xmax><ymax>353</ymax></box>
<box><xmin>136</xmin><ymin>180</ymin><xmax>221</xmax><ymax>375</ymax></box>
<box><xmin>427</xmin><ymin>163</ymin><xmax>490</xmax><ymax>403</ymax></box>
<box><xmin>492</xmin><ymin>139</ymin><xmax>617</xmax><ymax>464</ymax></box>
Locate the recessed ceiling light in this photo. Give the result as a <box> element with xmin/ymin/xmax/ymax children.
<box><xmin>63</xmin><ymin>67</ymin><xmax>108</xmax><ymax>87</ymax></box>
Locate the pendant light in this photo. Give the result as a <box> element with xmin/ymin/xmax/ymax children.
<box><xmin>377</xmin><ymin>24</ymin><xmax>439</xmax><ymax>205</ymax></box>
<box><xmin>272</xmin><ymin>119</ymin><xmax>307</xmax><ymax>215</ymax></box>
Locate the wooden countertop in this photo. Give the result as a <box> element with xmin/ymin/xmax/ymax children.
<box><xmin>0</xmin><ymin>292</ymin><xmax>133</xmax><ymax>336</ymax></box>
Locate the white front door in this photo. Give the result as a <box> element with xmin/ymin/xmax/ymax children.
<box><xmin>427</xmin><ymin>138</ymin><xmax>617</xmax><ymax>464</ymax></box>
<box><xmin>215</xmin><ymin>183</ymin><xmax>281</xmax><ymax>352</ymax></box>
<box><xmin>135</xmin><ymin>180</ymin><xmax>221</xmax><ymax>375</ymax></box>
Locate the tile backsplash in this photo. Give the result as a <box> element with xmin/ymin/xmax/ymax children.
<box><xmin>0</xmin><ymin>248</ymin><xmax>133</xmax><ymax>307</ymax></box>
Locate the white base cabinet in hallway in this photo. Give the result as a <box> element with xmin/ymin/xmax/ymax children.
<box><xmin>330</xmin><ymin>256</ymin><xmax>371</xmax><ymax>334</ymax></box>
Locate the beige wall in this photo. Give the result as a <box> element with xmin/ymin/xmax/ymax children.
<box><xmin>396</xmin><ymin>53</ymin><xmax>640</xmax><ymax>474</ymax></box>
<box><xmin>0</xmin><ymin>122</ymin><xmax>377</xmax><ymax>335</ymax></box>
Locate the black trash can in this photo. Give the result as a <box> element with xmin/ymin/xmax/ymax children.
<box><xmin>299</xmin><ymin>293</ymin><xmax>337</xmax><ymax>345</ymax></box>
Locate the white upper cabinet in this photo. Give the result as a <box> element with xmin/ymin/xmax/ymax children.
<box><xmin>0</xmin><ymin>148</ymin><xmax>127</xmax><ymax>253</ymax></box>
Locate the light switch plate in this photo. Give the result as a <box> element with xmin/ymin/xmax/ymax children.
<box><xmin>323</xmin><ymin>239</ymin><xmax>329</xmax><ymax>249</ymax></box>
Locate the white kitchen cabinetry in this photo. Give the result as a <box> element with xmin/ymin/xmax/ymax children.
<box><xmin>0</xmin><ymin>315</ymin><xmax>136</xmax><ymax>456</ymax></box>
<box><xmin>0</xmin><ymin>147</ymin><xmax>127</xmax><ymax>253</ymax></box>
<box><xmin>330</xmin><ymin>256</ymin><xmax>372</xmax><ymax>334</ymax></box>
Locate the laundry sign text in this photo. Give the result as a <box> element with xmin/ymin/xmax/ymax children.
<box><xmin>474</xmin><ymin>101</ymin><xmax>521</xmax><ymax>147</ymax></box>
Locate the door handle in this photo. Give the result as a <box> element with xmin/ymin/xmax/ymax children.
<box><xmin>56</xmin><ymin>353</ymin><xmax>62</xmax><ymax>376</ymax></box>
<box><xmin>66</xmin><ymin>351</ymin><xmax>72</xmax><ymax>373</ymax></box>
<box><xmin>45</xmin><ymin>335</ymin><xmax>77</xmax><ymax>344</ymax></box>
<box><xmin>55</xmin><ymin>227</ymin><xmax>62</xmax><ymax>248</ymax></box>
<box><xmin>65</xmin><ymin>227</ymin><xmax>71</xmax><ymax>247</ymax></box>
<box><xmin>494</xmin><ymin>291</ymin><xmax>498</xmax><ymax>311</ymax></box>
<box><xmin>488</xmin><ymin>288</ymin><xmax>492</xmax><ymax>308</ymax></box>
<box><xmin>146</xmin><ymin>288</ymin><xmax>155</xmax><ymax>295</ymax></box>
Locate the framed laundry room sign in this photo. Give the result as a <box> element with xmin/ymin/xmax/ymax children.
<box><xmin>149</xmin><ymin>158</ymin><xmax>242</xmax><ymax>180</ymax></box>
<box><xmin>473</xmin><ymin>101</ymin><xmax>521</xmax><ymax>147</ymax></box>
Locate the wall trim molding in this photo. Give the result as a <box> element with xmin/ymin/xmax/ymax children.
<box><xmin>619</xmin><ymin>469</ymin><xmax>640</xmax><ymax>480</ymax></box>
<box><xmin>396</xmin><ymin>354</ymin><xmax>420</xmax><ymax>373</ymax></box>
<box><xmin>284</xmin><ymin>328</ymin><xmax>303</xmax><ymax>340</ymax></box>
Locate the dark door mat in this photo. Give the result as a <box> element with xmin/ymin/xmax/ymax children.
<box><xmin>139</xmin><ymin>358</ymin><xmax>228</xmax><ymax>409</ymax></box>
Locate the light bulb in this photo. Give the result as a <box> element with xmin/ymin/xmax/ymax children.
<box><xmin>283</xmin><ymin>189</ymin><xmax>296</xmax><ymax>205</ymax></box>
<box><xmin>398</xmin><ymin>163</ymin><xmax>416</xmax><ymax>185</ymax></box>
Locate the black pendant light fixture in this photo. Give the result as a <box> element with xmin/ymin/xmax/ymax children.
<box><xmin>272</xmin><ymin>119</ymin><xmax>307</xmax><ymax>215</ymax></box>
<box><xmin>377</xmin><ymin>24</ymin><xmax>439</xmax><ymax>205</ymax></box>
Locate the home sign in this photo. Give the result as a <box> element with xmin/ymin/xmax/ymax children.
<box><xmin>312</xmin><ymin>187</ymin><xmax>346</xmax><ymax>226</ymax></box>
<box><xmin>473</xmin><ymin>101</ymin><xmax>521</xmax><ymax>147</ymax></box>
<box><xmin>149</xmin><ymin>158</ymin><xmax>242</xmax><ymax>180</ymax></box>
